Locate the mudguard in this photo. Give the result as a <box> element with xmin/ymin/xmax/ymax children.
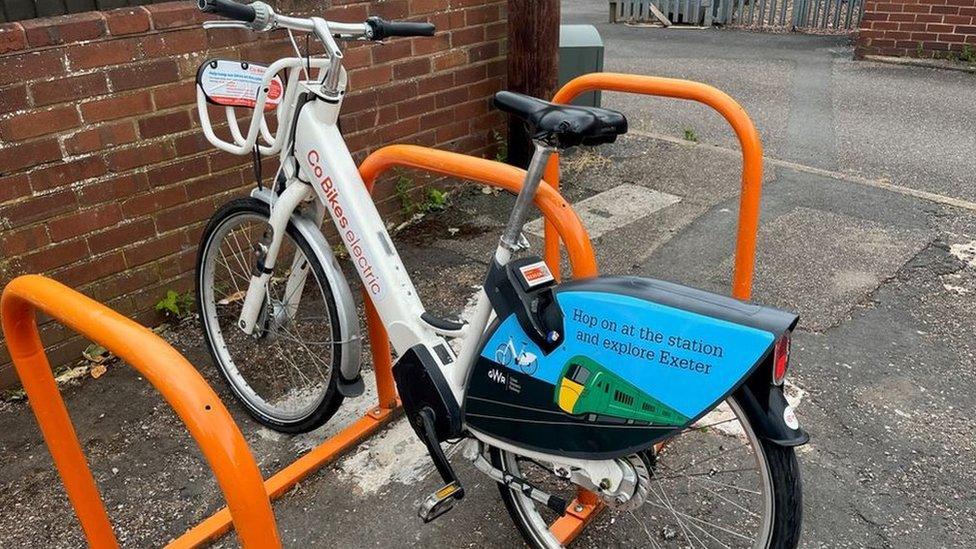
<box><xmin>734</xmin><ymin>370</ymin><xmax>809</xmax><ymax>447</ymax></box>
<box><xmin>250</xmin><ymin>186</ymin><xmax>364</xmax><ymax>397</ymax></box>
<box><xmin>463</xmin><ymin>275</ymin><xmax>800</xmax><ymax>460</ymax></box>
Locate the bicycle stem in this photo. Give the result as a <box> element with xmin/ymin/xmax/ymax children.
<box><xmin>310</xmin><ymin>17</ymin><xmax>345</xmax><ymax>100</ymax></box>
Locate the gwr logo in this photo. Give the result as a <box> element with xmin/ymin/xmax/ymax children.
<box><xmin>488</xmin><ymin>369</ymin><xmax>507</xmax><ymax>385</ymax></box>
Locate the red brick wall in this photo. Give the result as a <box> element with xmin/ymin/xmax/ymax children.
<box><xmin>856</xmin><ymin>0</ymin><xmax>976</xmax><ymax>58</ymax></box>
<box><xmin>0</xmin><ymin>0</ymin><xmax>507</xmax><ymax>388</ymax></box>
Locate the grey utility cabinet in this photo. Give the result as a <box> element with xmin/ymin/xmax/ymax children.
<box><xmin>558</xmin><ymin>25</ymin><xmax>604</xmax><ymax>107</ymax></box>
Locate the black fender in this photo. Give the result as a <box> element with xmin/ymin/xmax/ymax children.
<box><xmin>734</xmin><ymin>363</ymin><xmax>809</xmax><ymax>447</ymax></box>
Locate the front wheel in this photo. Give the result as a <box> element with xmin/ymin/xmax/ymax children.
<box><xmin>490</xmin><ymin>396</ymin><xmax>802</xmax><ymax>548</ymax></box>
<box><xmin>195</xmin><ymin>198</ymin><xmax>344</xmax><ymax>433</ymax></box>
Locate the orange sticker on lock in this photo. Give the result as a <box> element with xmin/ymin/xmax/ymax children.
<box><xmin>519</xmin><ymin>261</ymin><xmax>555</xmax><ymax>288</ymax></box>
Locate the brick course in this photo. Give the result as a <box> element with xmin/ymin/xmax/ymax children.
<box><xmin>0</xmin><ymin>0</ymin><xmax>507</xmax><ymax>388</ymax></box>
<box><xmin>856</xmin><ymin>0</ymin><xmax>976</xmax><ymax>57</ymax></box>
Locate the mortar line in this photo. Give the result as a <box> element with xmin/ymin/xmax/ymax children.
<box><xmin>628</xmin><ymin>129</ymin><xmax>976</xmax><ymax>212</ymax></box>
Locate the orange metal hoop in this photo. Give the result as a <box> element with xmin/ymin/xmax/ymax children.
<box><xmin>358</xmin><ymin>144</ymin><xmax>599</xmax><ymax>280</ymax></box>
<box><xmin>547</xmin><ymin>73</ymin><xmax>764</xmax><ymax>300</ymax></box>
<box><xmin>0</xmin><ymin>275</ymin><xmax>280</xmax><ymax>548</ymax></box>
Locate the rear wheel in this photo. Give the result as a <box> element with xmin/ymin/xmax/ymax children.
<box><xmin>490</xmin><ymin>396</ymin><xmax>802</xmax><ymax>548</ymax></box>
<box><xmin>196</xmin><ymin>198</ymin><xmax>344</xmax><ymax>433</ymax></box>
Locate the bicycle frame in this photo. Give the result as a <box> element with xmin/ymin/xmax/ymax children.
<box><xmin>233</xmin><ymin>80</ymin><xmax>666</xmax><ymax>500</ymax></box>
<box><xmin>217</xmin><ymin>60</ymin><xmax>499</xmax><ymax>406</ymax></box>
<box><xmin>195</xmin><ymin>12</ymin><xmax>803</xmax><ymax>534</ymax></box>
<box><xmin>207</xmin><ymin>55</ymin><xmax>654</xmax><ymax>499</ymax></box>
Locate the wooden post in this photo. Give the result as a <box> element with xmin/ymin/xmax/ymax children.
<box><xmin>507</xmin><ymin>0</ymin><xmax>561</xmax><ymax>168</ymax></box>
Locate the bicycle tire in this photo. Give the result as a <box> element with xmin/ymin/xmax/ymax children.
<box><xmin>195</xmin><ymin>198</ymin><xmax>344</xmax><ymax>433</ymax></box>
<box><xmin>490</xmin><ymin>395</ymin><xmax>803</xmax><ymax>548</ymax></box>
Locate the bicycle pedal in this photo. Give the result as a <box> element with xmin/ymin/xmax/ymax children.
<box><xmin>419</xmin><ymin>481</ymin><xmax>464</xmax><ymax>523</ymax></box>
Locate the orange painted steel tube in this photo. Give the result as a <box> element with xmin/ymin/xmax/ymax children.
<box><xmin>358</xmin><ymin>144</ymin><xmax>599</xmax><ymax>280</ymax></box>
<box><xmin>173</xmin><ymin>407</ymin><xmax>396</xmax><ymax>547</ymax></box>
<box><xmin>365</xmin><ymin>293</ymin><xmax>398</xmax><ymax>409</ymax></box>
<box><xmin>0</xmin><ymin>275</ymin><xmax>280</xmax><ymax>548</ymax></box>
<box><xmin>550</xmin><ymin>73</ymin><xmax>764</xmax><ymax>300</ymax></box>
<box><xmin>550</xmin><ymin>495</ymin><xmax>603</xmax><ymax>545</ymax></box>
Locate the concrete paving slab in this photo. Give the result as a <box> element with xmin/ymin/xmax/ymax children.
<box><xmin>730</xmin><ymin>206</ymin><xmax>932</xmax><ymax>331</ymax></box>
<box><xmin>523</xmin><ymin>183</ymin><xmax>681</xmax><ymax>239</ymax></box>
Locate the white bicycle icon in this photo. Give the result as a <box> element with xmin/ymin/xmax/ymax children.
<box><xmin>495</xmin><ymin>338</ymin><xmax>539</xmax><ymax>375</ymax></box>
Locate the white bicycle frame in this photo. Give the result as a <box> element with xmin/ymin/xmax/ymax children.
<box><xmin>198</xmin><ymin>51</ymin><xmax>496</xmax><ymax>393</ymax></box>
<box><xmin>198</xmin><ymin>13</ymin><xmax>629</xmax><ymax>490</ymax></box>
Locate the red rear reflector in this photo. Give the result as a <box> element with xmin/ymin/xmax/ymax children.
<box><xmin>773</xmin><ymin>332</ymin><xmax>791</xmax><ymax>385</ymax></box>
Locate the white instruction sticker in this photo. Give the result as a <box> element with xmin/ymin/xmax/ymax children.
<box><xmin>197</xmin><ymin>59</ymin><xmax>283</xmax><ymax>112</ymax></box>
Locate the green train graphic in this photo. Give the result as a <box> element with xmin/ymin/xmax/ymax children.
<box><xmin>555</xmin><ymin>356</ymin><xmax>690</xmax><ymax>426</ymax></box>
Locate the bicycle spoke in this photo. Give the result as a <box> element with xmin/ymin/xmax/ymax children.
<box><xmin>681</xmin><ymin>475</ymin><xmax>760</xmax><ymax>518</ymax></box>
<box><xmin>684</xmin><ymin>514</ymin><xmax>735</xmax><ymax>549</ymax></box>
<box><xmin>226</xmin><ymin>228</ymin><xmax>254</xmax><ymax>282</ymax></box>
<box><xmin>657</xmin><ymin>440</ymin><xmax>753</xmax><ymax>477</ymax></box>
<box><xmin>628</xmin><ymin>511</ymin><xmax>664</xmax><ymax>549</ymax></box>
<box><xmin>642</xmin><ymin>498</ymin><xmax>754</xmax><ymax>542</ymax></box>
<box><xmin>217</xmin><ymin>249</ymin><xmax>245</xmax><ymax>294</ymax></box>
<box><xmin>649</xmin><ymin>480</ymin><xmax>703</xmax><ymax>548</ymax></box>
<box><xmin>652</xmin><ymin>467</ymin><xmax>761</xmax><ymax>484</ymax></box>
<box><xmin>694</xmin><ymin>474</ymin><xmax>762</xmax><ymax>495</ymax></box>
<box><xmin>274</xmin><ymin>323</ymin><xmax>331</xmax><ymax>380</ymax></box>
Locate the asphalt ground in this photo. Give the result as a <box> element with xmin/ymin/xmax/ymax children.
<box><xmin>1</xmin><ymin>4</ymin><xmax>975</xmax><ymax>547</ymax></box>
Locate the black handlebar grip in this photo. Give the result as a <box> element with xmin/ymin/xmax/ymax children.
<box><xmin>366</xmin><ymin>16</ymin><xmax>436</xmax><ymax>40</ymax></box>
<box><xmin>198</xmin><ymin>0</ymin><xmax>256</xmax><ymax>23</ymax></box>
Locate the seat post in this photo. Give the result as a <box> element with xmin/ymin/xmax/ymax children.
<box><xmin>497</xmin><ymin>140</ymin><xmax>556</xmax><ymax>263</ymax></box>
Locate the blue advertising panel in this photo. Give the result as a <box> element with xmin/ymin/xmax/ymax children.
<box><xmin>480</xmin><ymin>291</ymin><xmax>774</xmax><ymax>419</ymax></box>
<box><xmin>463</xmin><ymin>280</ymin><xmax>789</xmax><ymax>459</ymax></box>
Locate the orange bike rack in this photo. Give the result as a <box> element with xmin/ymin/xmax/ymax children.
<box><xmin>0</xmin><ymin>275</ymin><xmax>280</xmax><ymax>548</ymax></box>
<box><xmin>3</xmin><ymin>74</ymin><xmax>763</xmax><ymax>544</ymax></box>
<box><xmin>545</xmin><ymin>72</ymin><xmax>764</xmax><ymax>301</ymax></box>
<box><xmin>538</xmin><ymin>73</ymin><xmax>766</xmax><ymax>540</ymax></box>
<box><xmin>60</xmin><ymin>144</ymin><xmax>596</xmax><ymax>547</ymax></box>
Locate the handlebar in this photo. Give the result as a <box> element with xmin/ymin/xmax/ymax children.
<box><xmin>198</xmin><ymin>0</ymin><xmax>436</xmax><ymax>100</ymax></box>
<box><xmin>198</xmin><ymin>0</ymin><xmax>255</xmax><ymax>23</ymax></box>
<box><xmin>365</xmin><ymin>16</ymin><xmax>435</xmax><ymax>39</ymax></box>
<box><xmin>198</xmin><ymin>0</ymin><xmax>435</xmax><ymax>40</ymax></box>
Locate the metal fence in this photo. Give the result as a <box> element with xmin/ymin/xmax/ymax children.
<box><xmin>717</xmin><ymin>0</ymin><xmax>866</xmax><ymax>30</ymax></box>
<box><xmin>0</xmin><ymin>0</ymin><xmax>171</xmax><ymax>23</ymax></box>
<box><xmin>611</xmin><ymin>0</ymin><xmax>717</xmax><ymax>26</ymax></box>
<box><xmin>610</xmin><ymin>0</ymin><xmax>865</xmax><ymax>31</ymax></box>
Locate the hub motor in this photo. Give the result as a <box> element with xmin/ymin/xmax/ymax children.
<box><xmin>566</xmin><ymin>451</ymin><xmax>655</xmax><ymax>511</ymax></box>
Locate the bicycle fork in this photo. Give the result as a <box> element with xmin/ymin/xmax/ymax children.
<box><xmin>237</xmin><ymin>181</ymin><xmax>314</xmax><ymax>335</ymax></box>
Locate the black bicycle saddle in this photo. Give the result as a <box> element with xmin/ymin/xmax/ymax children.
<box><xmin>493</xmin><ymin>90</ymin><xmax>628</xmax><ymax>148</ymax></box>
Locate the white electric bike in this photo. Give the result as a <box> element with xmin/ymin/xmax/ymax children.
<box><xmin>193</xmin><ymin>1</ymin><xmax>805</xmax><ymax>547</ymax></box>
